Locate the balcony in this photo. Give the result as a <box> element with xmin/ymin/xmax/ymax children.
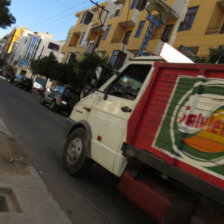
<box><xmin>91</xmin><ymin>23</ymin><xmax>106</xmax><ymax>33</ymax></box>
<box><xmin>146</xmin><ymin>0</ymin><xmax>179</xmax><ymax>23</ymax></box>
<box><xmin>218</xmin><ymin>0</ymin><xmax>224</xmax><ymax>11</ymax></box>
<box><xmin>119</xmin><ymin>9</ymin><xmax>140</xmax><ymax>28</ymax></box>
<box><xmin>112</xmin><ymin>0</ymin><xmax>126</xmax><ymax>4</ymax></box>
<box><xmin>206</xmin><ymin>26</ymin><xmax>224</xmax><ymax>35</ymax></box>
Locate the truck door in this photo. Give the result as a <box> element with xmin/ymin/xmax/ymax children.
<box><xmin>87</xmin><ymin>64</ymin><xmax>152</xmax><ymax>173</ymax></box>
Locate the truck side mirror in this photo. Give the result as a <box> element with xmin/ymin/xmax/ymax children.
<box><xmin>91</xmin><ymin>65</ymin><xmax>103</xmax><ymax>86</ymax></box>
<box><xmin>95</xmin><ymin>66</ymin><xmax>103</xmax><ymax>80</ymax></box>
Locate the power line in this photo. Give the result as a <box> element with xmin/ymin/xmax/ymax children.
<box><xmin>27</xmin><ymin>0</ymin><xmax>89</xmax><ymax>30</ymax></box>
<box><xmin>50</xmin><ymin>0</ymin><xmax>75</xmax><ymax>10</ymax></box>
<box><xmin>29</xmin><ymin>0</ymin><xmax>106</xmax><ymax>32</ymax></box>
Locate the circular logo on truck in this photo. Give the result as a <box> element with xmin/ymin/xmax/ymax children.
<box><xmin>171</xmin><ymin>79</ymin><xmax>224</xmax><ymax>167</ymax></box>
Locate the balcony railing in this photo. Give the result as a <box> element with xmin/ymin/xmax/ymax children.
<box><xmin>91</xmin><ymin>23</ymin><xmax>105</xmax><ymax>33</ymax></box>
<box><xmin>206</xmin><ymin>26</ymin><xmax>224</xmax><ymax>34</ymax></box>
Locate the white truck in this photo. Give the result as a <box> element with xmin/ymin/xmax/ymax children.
<box><xmin>63</xmin><ymin>56</ymin><xmax>224</xmax><ymax>224</ymax></box>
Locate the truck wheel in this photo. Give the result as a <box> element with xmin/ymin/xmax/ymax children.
<box><xmin>63</xmin><ymin>128</ymin><xmax>91</xmax><ymax>176</ymax></box>
<box><xmin>39</xmin><ymin>96</ymin><xmax>45</xmax><ymax>105</ymax></box>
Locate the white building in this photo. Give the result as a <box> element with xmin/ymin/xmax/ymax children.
<box><xmin>8</xmin><ymin>31</ymin><xmax>65</xmax><ymax>77</ymax></box>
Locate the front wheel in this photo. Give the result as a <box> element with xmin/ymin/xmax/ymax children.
<box><xmin>63</xmin><ymin>128</ymin><xmax>91</xmax><ymax>176</ymax></box>
<box><xmin>39</xmin><ymin>96</ymin><xmax>45</xmax><ymax>105</ymax></box>
<box><xmin>49</xmin><ymin>101</ymin><xmax>56</xmax><ymax>111</ymax></box>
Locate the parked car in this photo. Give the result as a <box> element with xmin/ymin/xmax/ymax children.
<box><xmin>33</xmin><ymin>77</ymin><xmax>46</xmax><ymax>93</ymax></box>
<box><xmin>39</xmin><ymin>85</ymin><xmax>80</xmax><ymax>115</ymax></box>
<box><xmin>4</xmin><ymin>70</ymin><xmax>15</xmax><ymax>82</ymax></box>
<box><xmin>14</xmin><ymin>74</ymin><xmax>24</xmax><ymax>85</ymax></box>
<box><xmin>14</xmin><ymin>75</ymin><xmax>33</xmax><ymax>91</ymax></box>
<box><xmin>0</xmin><ymin>67</ymin><xmax>3</xmax><ymax>76</ymax></box>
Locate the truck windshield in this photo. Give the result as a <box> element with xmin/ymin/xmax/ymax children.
<box><xmin>107</xmin><ymin>64</ymin><xmax>151</xmax><ymax>100</ymax></box>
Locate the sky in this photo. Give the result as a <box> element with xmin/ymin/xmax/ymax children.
<box><xmin>0</xmin><ymin>0</ymin><xmax>105</xmax><ymax>41</ymax></box>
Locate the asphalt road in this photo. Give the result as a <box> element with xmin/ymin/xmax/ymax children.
<box><xmin>0</xmin><ymin>78</ymin><xmax>153</xmax><ymax>224</ymax></box>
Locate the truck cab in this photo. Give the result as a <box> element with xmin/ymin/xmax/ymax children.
<box><xmin>63</xmin><ymin>56</ymin><xmax>162</xmax><ymax>176</ymax></box>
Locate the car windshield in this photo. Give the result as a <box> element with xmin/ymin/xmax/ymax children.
<box><xmin>53</xmin><ymin>86</ymin><xmax>65</xmax><ymax>94</ymax></box>
<box><xmin>16</xmin><ymin>75</ymin><xmax>24</xmax><ymax>80</ymax></box>
<box><xmin>35</xmin><ymin>77</ymin><xmax>46</xmax><ymax>87</ymax></box>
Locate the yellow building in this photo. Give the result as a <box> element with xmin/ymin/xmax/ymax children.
<box><xmin>62</xmin><ymin>0</ymin><xmax>224</xmax><ymax>68</ymax></box>
<box><xmin>174</xmin><ymin>0</ymin><xmax>224</xmax><ymax>58</ymax></box>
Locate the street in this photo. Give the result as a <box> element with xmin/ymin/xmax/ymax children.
<box><xmin>0</xmin><ymin>78</ymin><xmax>153</xmax><ymax>224</ymax></box>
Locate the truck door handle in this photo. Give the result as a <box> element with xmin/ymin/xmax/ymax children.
<box><xmin>121</xmin><ymin>106</ymin><xmax>132</xmax><ymax>113</ymax></box>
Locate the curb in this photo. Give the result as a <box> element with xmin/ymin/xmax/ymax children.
<box><xmin>28</xmin><ymin>166</ymin><xmax>72</xmax><ymax>224</ymax></box>
<box><xmin>0</xmin><ymin>118</ymin><xmax>10</xmax><ymax>135</ymax></box>
<box><xmin>0</xmin><ymin>118</ymin><xmax>72</xmax><ymax>224</ymax></box>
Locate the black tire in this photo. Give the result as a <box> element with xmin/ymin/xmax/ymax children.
<box><xmin>39</xmin><ymin>96</ymin><xmax>45</xmax><ymax>105</ymax></box>
<box><xmin>49</xmin><ymin>101</ymin><xmax>56</xmax><ymax>111</ymax></box>
<box><xmin>63</xmin><ymin>128</ymin><xmax>91</xmax><ymax>176</ymax></box>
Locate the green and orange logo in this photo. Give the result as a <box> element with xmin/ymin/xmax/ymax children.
<box><xmin>154</xmin><ymin>77</ymin><xmax>224</xmax><ymax>177</ymax></box>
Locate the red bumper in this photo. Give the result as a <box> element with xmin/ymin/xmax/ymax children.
<box><xmin>118</xmin><ymin>171</ymin><xmax>194</xmax><ymax>224</ymax></box>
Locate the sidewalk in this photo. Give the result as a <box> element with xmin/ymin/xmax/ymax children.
<box><xmin>0</xmin><ymin>119</ymin><xmax>72</xmax><ymax>224</ymax></box>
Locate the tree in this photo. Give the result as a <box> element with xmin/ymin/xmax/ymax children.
<box><xmin>194</xmin><ymin>47</ymin><xmax>224</xmax><ymax>64</ymax></box>
<box><xmin>30</xmin><ymin>52</ymin><xmax>58</xmax><ymax>84</ymax></box>
<box><xmin>72</xmin><ymin>53</ymin><xmax>112</xmax><ymax>89</ymax></box>
<box><xmin>30</xmin><ymin>52</ymin><xmax>113</xmax><ymax>92</ymax></box>
<box><xmin>0</xmin><ymin>0</ymin><xmax>16</xmax><ymax>28</ymax></box>
<box><xmin>30</xmin><ymin>59</ymin><xmax>40</xmax><ymax>79</ymax></box>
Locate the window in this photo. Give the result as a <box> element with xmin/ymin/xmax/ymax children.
<box><xmin>96</xmin><ymin>35</ymin><xmax>102</xmax><ymax>48</ymax></box>
<box><xmin>130</xmin><ymin>0</ymin><xmax>146</xmax><ymax>11</ymax></box>
<box><xmin>66</xmin><ymin>53</ymin><xmax>77</xmax><ymax>63</ymax></box>
<box><xmin>102</xmin><ymin>25</ymin><xmax>111</xmax><ymax>40</ymax></box>
<box><xmin>220</xmin><ymin>21</ymin><xmax>224</xmax><ymax>34</ymax></box>
<box><xmin>107</xmin><ymin>64</ymin><xmax>151</xmax><ymax>100</ymax></box>
<box><xmin>53</xmin><ymin>86</ymin><xmax>66</xmax><ymax>94</ymax></box>
<box><xmin>179</xmin><ymin>45</ymin><xmax>199</xmax><ymax>56</ymax></box>
<box><xmin>135</xmin><ymin>21</ymin><xmax>145</xmax><ymax>37</ymax></box>
<box><xmin>136</xmin><ymin>0</ymin><xmax>147</xmax><ymax>11</ymax></box>
<box><xmin>179</xmin><ymin>6</ymin><xmax>199</xmax><ymax>31</ymax></box>
<box><xmin>123</xmin><ymin>31</ymin><xmax>131</xmax><ymax>45</ymax></box>
<box><xmin>114</xmin><ymin>9</ymin><xmax>121</xmax><ymax>17</ymax></box>
<box><xmin>110</xmin><ymin>50</ymin><xmax>119</xmax><ymax>65</ymax></box>
<box><xmin>81</xmin><ymin>11</ymin><xmax>93</xmax><ymax>24</ymax></box>
<box><xmin>110</xmin><ymin>50</ymin><xmax>126</xmax><ymax>69</ymax></box>
<box><xmin>130</xmin><ymin>0</ymin><xmax>138</xmax><ymax>9</ymax></box>
<box><xmin>79</xmin><ymin>32</ymin><xmax>86</xmax><ymax>45</ymax></box>
<box><xmin>81</xmin><ymin>12</ymin><xmax>87</xmax><ymax>24</ymax></box>
<box><xmin>161</xmin><ymin>24</ymin><xmax>174</xmax><ymax>42</ymax></box>
<box><xmin>48</xmin><ymin>42</ymin><xmax>59</xmax><ymax>51</ymax></box>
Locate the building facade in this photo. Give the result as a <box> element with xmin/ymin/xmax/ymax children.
<box><xmin>62</xmin><ymin>0</ymin><xmax>224</xmax><ymax>68</ymax></box>
<box><xmin>7</xmin><ymin>31</ymin><xmax>65</xmax><ymax>76</ymax></box>
<box><xmin>61</xmin><ymin>0</ymin><xmax>188</xmax><ymax>68</ymax></box>
<box><xmin>174</xmin><ymin>0</ymin><xmax>224</xmax><ymax>58</ymax></box>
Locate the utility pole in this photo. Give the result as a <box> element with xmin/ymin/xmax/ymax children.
<box><xmin>90</xmin><ymin>0</ymin><xmax>109</xmax><ymax>27</ymax></box>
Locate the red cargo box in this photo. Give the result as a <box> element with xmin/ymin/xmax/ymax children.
<box><xmin>126</xmin><ymin>62</ymin><xmax>224</xmax><ymax>202</ymax></box>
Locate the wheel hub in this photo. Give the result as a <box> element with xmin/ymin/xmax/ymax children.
<box><xmin>67</xmin><ymin>138</ymin><xmax>82</xmax><ymax>165</ymax></box>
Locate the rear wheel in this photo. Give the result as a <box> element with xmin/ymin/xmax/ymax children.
<box><xmin>63</xmin><ymin>128</ymin><xmax>91</xmax><ymax>176</ymax></box>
